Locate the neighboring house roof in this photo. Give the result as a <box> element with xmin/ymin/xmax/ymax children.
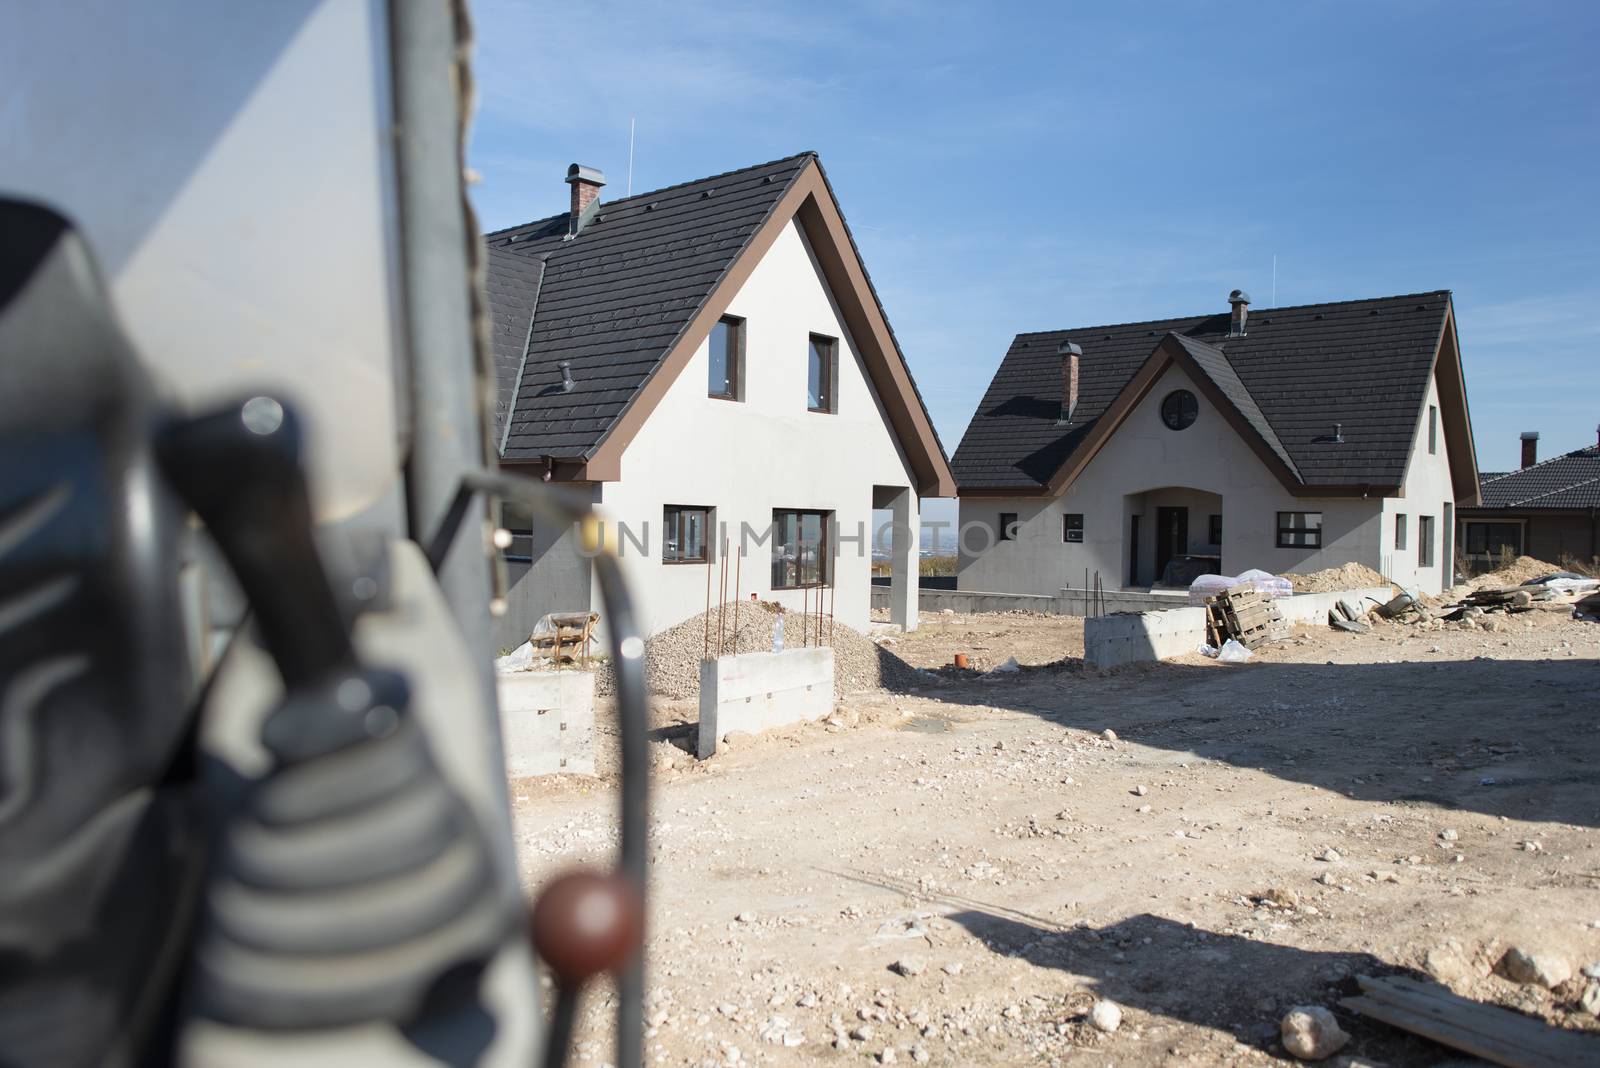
<box><xmin>1469</xmin><ymin>443</ymin><xmax>1600</xmax><ymax>510</ymax></box>
<box><xmin>481</xmin><ymin>152</ymin><xmax>955</xmax><ymax>495</ymax></box>
<box><xmin>953</xmin><ymin>291</ymin><xmax>1478</xmax><ymax>502</ymax></box>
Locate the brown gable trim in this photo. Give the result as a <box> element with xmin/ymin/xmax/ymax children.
<box><xmin>1037</xmin><ymin>334</ymin><xmax>1305</xmax><ymax>498</ymax></box>
<box><xmin>1432</xmin><ymin>302</ymin><xmax>1481</xmax><ymax>506</ymax></box>
<box><xmin>962</xmin><ymin>333</ymin><xmax>1417</xmax><ymax>500</ymax></box>
<box><xmin>576</xmin><ymin>160</ymin><xmax>957</xmax><ymax>496</ymax></box>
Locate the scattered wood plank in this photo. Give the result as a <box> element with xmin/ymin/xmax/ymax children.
<box><xmin>1342</xmin><ymin>974</ymin><xmax>1600</xmax><ymax>1068</ymax></box>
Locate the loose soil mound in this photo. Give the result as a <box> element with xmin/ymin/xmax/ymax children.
<box><xmin>1283</xmin><ymin>562</ymin><xmax>1389</xmax><ymax>593</ymax></box>
<box><xmin>598</xmin><ymin>600</ymin><xmax>920</xmax><ymax>699</ymax></box>
<box><xmin>1466</xmin><ymin>555</ymin><xmax>1562</xmax><ymax>589</ymax></box>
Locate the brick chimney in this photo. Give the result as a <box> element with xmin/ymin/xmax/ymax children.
<box><xmin>1057</xmin><ymin>340</ymin><xmax>1081</xmax><ymax>425</ymax></box>
<box><xmin>565</xmin><ymin>163</ymin><xmax>605</xmax><ymax>239</ymax></box>
<box><xmin>1228</xmin><ymin>290</ymin><xmax>1250</xmax><ymax>337</ymax></box>
<box><xmin>1520</xmin><ymin>431</ymin><xmax>1539</xmax><ymax>469</ymax></box>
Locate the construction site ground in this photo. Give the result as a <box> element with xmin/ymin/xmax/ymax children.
<box><xmin>512</xmin><ymin>604</ymin><xmax>1600</xmax><ymax>1066</ymax></box>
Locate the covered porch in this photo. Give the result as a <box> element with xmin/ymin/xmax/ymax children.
<box><xmin>1123</xmin><ymin>486</ymin><xmax>1224</xmax><ymax>588</ymax></box>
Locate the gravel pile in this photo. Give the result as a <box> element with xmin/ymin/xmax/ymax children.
<box><xmin>597</xmin><ymin>600</ymin><xmax>920</xmax><ymax>699</ymax></box>
<box><xmin>1282</xmin><ymin>562</ymin><xmax>1388</xmax><ymax>593</ymax></box>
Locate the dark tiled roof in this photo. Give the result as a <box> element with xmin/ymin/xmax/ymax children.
<box><xmin>1170</xmin><ymin>333</ymin><xmax>1301</xmax><ymax>480</ymax></box>
<box><xmin>1474</xmin><ymin>444</ymin><xmax>1600</xmax><ymax>509</ymax></box>
<box><xmin>952</xmin><ymin>291</ymin><xmax>1453</xmax><ymax>490</ymax></box>
<box><xmin>483</xmin><ymin>153</ymin><xmax>813</xmax><ymax>460</ymax></box>
<box><xmin>483</xmin><ymin>246</ymin><xmax>544</xmax><ymax>446</ymax></box>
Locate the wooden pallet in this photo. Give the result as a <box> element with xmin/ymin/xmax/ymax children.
<box><xmin>529</xmin><ymin>611</ymin><xmax>600</xmax><ymax>664</ymax></box>
<box><xmin>1205</xmin><ymin>586</ymin><xmax>1289</xmax><ymax>649</ymax></box>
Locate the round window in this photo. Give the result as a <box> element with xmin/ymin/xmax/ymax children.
<box><xmin>1161</xmin><ymin>390</ymin><xmax>1198</xmax><ymax>431</ymax></box>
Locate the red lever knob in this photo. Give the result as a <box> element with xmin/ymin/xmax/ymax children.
<box><xmin>530</xmin><ymin>870</ymin><xmax>644</xmax><ymax>985</ymax></box>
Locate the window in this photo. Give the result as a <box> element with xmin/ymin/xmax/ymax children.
<box><xmin>1394</xmin><ymin>513</ymin><xmax>1407</xmax><ymax>551</ymax></box>
<box><xmin>1063</xmin><ymin>513</ymin><xmax>1084</xmax><ymax>543</ymax></box>
<box><xmin>663</xmin><ymin>506</ymin><xmax>711</xmax><ymax>563</ymax></box>
<box><xmin>1161</xmin><ymin>390</ymin><xmax>1198</xmax><ymax>431</ymax></box>
<box><xmin>772</xmin><ymin>509</ymin><xmax>829</xmax><ymax>588</ymax></box>
<box><xmin>998</xmin><ymin>512</ymin><xmax>1018</xmax><ymax>541</ymax></box>
<box><xmin>1418</xmin><ymin>515</ymin><xmax>1435</xmax><ymax>567</ymax></box>
<box><xmin>1428</xmin><ymin>405</ymin><xmax>1438</xmax><ymax>455</ymax></box>
<box><xmin>708</xmin><ymin>316</ymin><xmax>743</xmax><ymax>400</ymax></box>
<box><xmin>1276</xmin><ymin>511</ymin><xmax>1322</xmax><ymax>549</ymax></box>
<box><xmin>1208</xmin><ymin>514</ymin><xmax>1222</xmax><ymax>545</ymax></box>
<box><xmin>807</xmin><ymin>334</ymin><xmax>836</xmax><ymax>412</ymax></box>
<box><xmin>499</xmin><ymin>502</ymin><xmax>534</xmax><ymax>563</ymax></box>
<box><xmin>1464</xmin><ymin>521</ymin><xmax>1523</xmax><ymax>558</ymax></box>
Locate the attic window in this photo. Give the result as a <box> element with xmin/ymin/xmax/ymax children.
<box><xmin>1160</xmin><ymin>390</ymin><xmax>1198</xmax><ymax>431</ymax></box>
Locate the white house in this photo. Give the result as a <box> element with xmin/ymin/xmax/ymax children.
<box><xmin>952</xmin><ymin>290</ymin><xmax>1479</xmax><ymax>597</ymax></box>
<box><xmin>482</xmin><ymin>153</ymin><xmax>954</xmax><ymax>647</ymax></box>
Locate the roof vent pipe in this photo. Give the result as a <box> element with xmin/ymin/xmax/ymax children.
<box><xmin>1520</xmin><ymin>431</ymin><xmax>1539</xmax><ymax>469</ymax></box>
<box><xmin>1333</xmin><ymin>423</ymin><xmax>1344</xmax><ymax>443</ymax></box>
<box><xmin>1057</xmin><ymin>340</ymin><xmax>1082</xmax><ymax>426</ymax></box>
<box><xmin>1228</xmin><ymin>289</ymin><xmax>1250</xmax><ymax>337</ymax></box>
<box><xmin>558</xmin><ymin>360</ymin><xmax>575</xmax><ymax>392</ymax></box>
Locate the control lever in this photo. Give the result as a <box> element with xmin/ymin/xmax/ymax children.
<box><xmin>159</xmin><ymin>398</ymin><xmax>515</xmax><ymax>1031</ymax></box>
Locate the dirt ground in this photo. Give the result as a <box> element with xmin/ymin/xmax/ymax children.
<box><xmin>512</xmin><ymin>604</ymin><xmax>1600</xmax><ymax>1067</ymax></box>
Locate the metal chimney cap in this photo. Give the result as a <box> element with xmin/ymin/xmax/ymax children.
<box><xmin>1520</xmin><ymin>431</ymin><xmax>1540</xmax><ymax>440</ymax></box>
<box><xmin>1058</xmin><ymin>340</ymin><xmax>1083</xmax><ymax>357</ymax></box>
<box><xmin>1228</xmin><ymin>289</ymin><xmax>1251</xmax><ymax>305</ymax></box>
<box><xmin>565</xmin><ymin>163</ymin><xmax>606</xmax><ymax>186</ymax></box>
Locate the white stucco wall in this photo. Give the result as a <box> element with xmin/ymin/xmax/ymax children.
<box><xmin>591</xmin><ymin>219</ymin><xmax>921</xmax><ymax>636</ymax></box>
<box><xmin>1380</xmin><ymin>371</ymin><xmax>1457</xmax><ymax>593</ymax></box>
<box><xmin>956</xmin><ymin>362</ymin><xmax>1425</xmax><ymax>595</ymax></box>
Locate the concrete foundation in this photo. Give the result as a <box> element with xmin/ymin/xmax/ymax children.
<box><xmin>1084</xmin><ymin>585</ymin><xmax>1394</xmax><ymax>670</ymax></box>
<box><xmin>869</xmin><ymin>584</ymin><xmax>1187</xmax><ymax>617</ymax></box>
<box><xmin>496</xmin><ymin>670</ymin><xmax>596</xmax><ymax>777</ymax></box>
<box><xmin>698</xmin><ymin>647</ymin><xmax>834</xmax><ymax>759</ymax></box>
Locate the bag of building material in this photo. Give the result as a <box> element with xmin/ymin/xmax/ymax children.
<box><xmin>1215</xmin><ymin>639</ymin><xmax>1253</xmax><ymax>663</ymax></box>
<box><xmin>1188</xmin><ymin>569</ymin><xmax>1291</xmax><ymax>605</ymax></box>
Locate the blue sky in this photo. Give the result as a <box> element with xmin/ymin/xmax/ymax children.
<box><xmin>469</xmin><ymin>0</ymin><xmax>1600</xmax><ymax>494</ymax></box>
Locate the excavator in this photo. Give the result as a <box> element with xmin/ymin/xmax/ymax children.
<box><xmin>0</xmin><ymin>2</ymin><xmax>647</xmax><ymax>1065</ymax></box>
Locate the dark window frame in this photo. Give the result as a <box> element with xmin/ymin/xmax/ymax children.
<box><xmin>663</xmin><ymin>505</ymin><xmax>712</xmax><ymax>564</ymax></box>
<box><xmin>1062</xmin><ymin>513</ymin><xmax>1084</xmax><ymax>544</ymax></box>
<box><xmin>499</xmin><ymin>502</ymin><xmax>535</xmax><ymax>563</ymax></box>
<box><xmin>998</xmin><ymin>512</ymin><xmax>1019</xmax><ymax>541</ymax></box>
<box><xmin>1276</xmin><ymin>511</ymin><xmax>1323</xmax><ymax>549</ymax></box>
<box><xmin>1427</xmin><ymin>404</ymin><xmax>1438</xmax><ymax>455</ymax></box>
<box><xmin>1160</xmin><ymin>389</ymin><xmax>1199</xmax><ymax>431</ymax></box>
<box><xmin>1418</xmin><ymin>514</ymin><xmax>1435</xmax><ymax>567</ymax></box>
<box><xmin>708</xmin><ymin>315</ymin><xmax>744</xmax><ymax>401</ymax></box>
<box><xmin>1208</xmin><ymin>514</ymin><xmax>1222</xmax><ymax>546</ymax></box>
<box><xmin>771</xmin><ymin>508</ymin><xmax>831</xmax><ymax>589</ymax></box>
<box><xmin>1463</xmin><ymin>521</ymin><xmax>1523</xmax><ymax>557</ymax></box>
<box><xmin>1394</xmin><ymin>513</ymin><xmax>1407</xmax><ymax>551</ymax></box>
<box><xmin>807</xmin><ymin>333</ymin><xmax>837</xmax><ymax>413</ymax></box>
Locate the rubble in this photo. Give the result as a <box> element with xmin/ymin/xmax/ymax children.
<box><xmin>1089</xmin><ymin>999</ymin><xmax>1122</xmax><ymax>1033</ymax></box>
<box><xmin>1280</xmin><ymin>1006</ymin><xmax>1350</xmax><ymax>1059</ymax></box>
<box><xmin>1497</xmin><ymin>946</ymin><xmax>1571</xmax><ymax>988</ymax></box>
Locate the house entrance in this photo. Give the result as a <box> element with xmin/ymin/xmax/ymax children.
<box><xmin>1155</xmin><ymin>506</ymin><xmax>1188</xmax><ymax>582</ymax></box>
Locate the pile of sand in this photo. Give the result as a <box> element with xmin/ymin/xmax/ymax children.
<box><xmin>1465</xmin><ymin>555</ymin><xmax>1563</xmax><ymax>590</ymax></box>
<box><xmin>597</xmin><ymin>599</ymin><xmax>920</xmax><ymax>700</ymax></box>
<box><xmin>1283</xmin><ymin>562</ymin><xmax>1390</xmax><ymax>594</ymax></box>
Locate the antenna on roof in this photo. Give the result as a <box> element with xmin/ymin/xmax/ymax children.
<box><xmin>627</xmin><ymin>117</ymin><xmax>636</xmax><ymax>196</ymax></box>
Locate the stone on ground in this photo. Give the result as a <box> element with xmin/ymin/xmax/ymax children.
<box><xmin>1089</xmin><ymin>999</ymin><xmax>1122</xmax><ymax>1033</ymax></box>
<box><xmin>1496</xmin><ymin>945</ymin><xmax>1571</xmax><ymax>988</ymax></box>
<box><xmin>1280</xmin><ymin>1006</ymin><xmax>1350</xmax><ymax>1060</ymax></box>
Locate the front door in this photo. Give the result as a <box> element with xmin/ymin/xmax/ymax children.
<box><xmin>1155</xmin><ymin>507</ymin><xmax>1188</xmax><ymax>583</ymax></box>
